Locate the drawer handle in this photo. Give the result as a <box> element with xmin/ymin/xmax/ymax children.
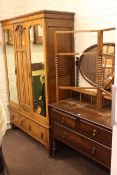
<box><xmin>92</xmin><ymin>146</ymin><xmax>96</xmax><ymax>155</ymax></box>
<box><xmin>29</xmin><ymin>126</ymin><xmax>32</xmax><ymax>131</ymax></box>
<box><xmin>41</xmin><ymin>133</ymin><xmax>43</xmax><ymax>139</ymax></box>
<box><xmin>61</xmin><ymin>117</ymin><xmax>65</xmax><ymax>124</ymax></box>
<box><xmin>77</xmin><ymin>113</ymin><xmax>81</xmax><ymax>117</ymax></box>
<box><xmin>92</xmin><ymin>129</ymin><xmax>96</xmax><ymax>137</ymax></box>
<box><xmin>21</xmin><ymin>120</ymin><xmax>23</xmax><ymax>126</ymax></box>
<box><xmin>62</xmin><ymin>131</ymin><xmax>66</xmax><ymax>139</ymax></box>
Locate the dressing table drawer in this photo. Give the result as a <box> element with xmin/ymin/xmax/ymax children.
<box><xmin>54</xmin><ymin>122</ymin><xmax>111</xmax><ymax>168</ymax></box>
<box><xmin>52</xmin><ymin>109</ymin><xmax>77</xmax><ymax>130</ymax></box>
<box><xmin>79</xmin><ymin>119</ymin><xmax>112</xmax><ymax>147</ymax></box>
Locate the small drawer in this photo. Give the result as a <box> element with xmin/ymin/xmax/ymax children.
<box><xmin>52</xmin><ymin>108</ymin><xmax>77</xmax><ymax>130</ymax></box>
<box><xmin>26</xmin><ymin>119</ymin><xmax>46</xmax><ymax>144</ymax></box>
<box><xmin>54</xmin><ymin>123</ymin><xmax>111</xmax><ymax>168</ymax></box>
<box><xmin>79</xmin><ymin>119</ymin><xmax>112</xmax><ymax>147</ymax></box>
<box><xmin>11</xmin><ymin>112</ymin><xmax>26</xmax><ymax>128</ymax></box>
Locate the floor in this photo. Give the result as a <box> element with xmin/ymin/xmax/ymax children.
<box><xmin>3</xmin><ymin>129</ymin><xmax>110</xmax><ymax>175</ymax></box>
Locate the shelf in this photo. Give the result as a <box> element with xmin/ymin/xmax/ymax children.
<box><xmin>102</xmin><ymin>53</ymin><xmax>114</xmax><ymax>58</ymax></box>
<box><xmin>59</xmin><ymin>86</ymin><xmax>97</xmax><ymax>96</ymax></box>
<box><xmin>57</xmin><ymin>52</ymin><xmax>79</xmax><ymax>56</ymax></box>
<box><xmin>55</xmin><ymin>28</ymin><xmax>114</xmax><ymax>108</ymax></box>
<box><xmin>103</xmin><ymin>94</ymin><xmax>112</xmax><ymax>100</ymax></box>
<box><xmin>59</xmin><ymin>85</ymin><xmax>112</xmax><ymax>100</ymax></box>
<box><xmin>55</xmin><ymin>28</ymin><xmax>115</xmax><ymax>34</ymax></box>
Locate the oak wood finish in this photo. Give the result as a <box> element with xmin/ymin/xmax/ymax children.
<box><xmin>52</xmin><ymin>108</ymin><xmax>77</xmax><ymax>130</ymax></box>
<box><xmin>1</xmin><ymin>10</ymin><xmax>74</xmax><ymax>149</ymax></box>
<box><xmin>50</xmin><ymin>27</ymin><xmax>113</xmax><ymax>169</ymax></box>
<box><xmin>54</xmin><ymin>28</ymin><xmax>115</xmax><ymax>105</ymax></box>
<box><xmin>54</xmin><ymin>122</ymin><xmax>111</xmax><ymax>168</ymax></box>
<box><xmin>49</xmin><ymin>98</ymin><xmax>112</xmax><ymax>168</ymax></box>
<box><xmin>79</xmin><ymin>119</ymin><xmax>112</xmax><ymax>147</ymax></box>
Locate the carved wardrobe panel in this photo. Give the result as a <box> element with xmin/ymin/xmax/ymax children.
<box><xmin>14</xmin><ymin>24</ymin><xmax>31</xmax><ymax>114</ymax></box>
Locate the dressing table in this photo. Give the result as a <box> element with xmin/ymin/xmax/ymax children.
<box><xmin>49</xmin><ymin>28</ymin><xmax>115</xmax><ymax>168</ymax></box>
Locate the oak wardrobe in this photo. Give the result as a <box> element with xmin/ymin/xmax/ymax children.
<box><xmin>1</xmin><ymin>10</ymin><xmax>74</xmax><ymax>149</ymax></box>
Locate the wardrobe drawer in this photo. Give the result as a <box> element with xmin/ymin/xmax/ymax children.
<box><xmin>26</xmin><ymin>119</ymin><xmax>46</xmax><ymax>144</ymax></box>
<box><xmin>11</xmin><ymin>112</ymin><xmax>26</xmax><ymax>128</ymax></box>
<box><xmin>52</xmin><ymin>109</ymin><xmax>77</xmax><ymax>130</ymax></box>
<box><xmin>54</xmin><ymin>123</ymin><xmax>111</xmax><ymax>168</ymax></box>
<box><xmin>79</xmin><ymin>119</ymin><xmax>112</xmax><ymax>147</ymax></box>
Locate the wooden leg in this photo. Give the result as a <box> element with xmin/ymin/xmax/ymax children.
<box><xmin>11</xmin><ymin>123</ymin><xmax>17</xmax><ymax>129</ymax></box>
<box><xmin>52</xmin><ymin>139</ymin><xmax>56</xmax><ymax>158</ymax></box>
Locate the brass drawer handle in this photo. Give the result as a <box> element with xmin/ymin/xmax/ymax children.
<box><xmin>29</xmin><ymin>126</ymin><xmax>32</xmax><ymax>131</ymax></box>
<box><xmin>92</xmin><ymin>146</ymin><xmax>96</xmax><ymax>155</ymax></box>
<box><xmin>77</xmin><ymin>113</ymin><xmax>81</xmax><ymax>117</ymax></box>
<box><xmin>21</xmin><ymin>120</ymin><xmax>23</xmax><ymax>126</ymax></box>
<box><xmin>62</xmin><ymin>131</ymin><xmax>66</xmax><ymax>139</ymax></box>
<box><xmin>12</xmin><ymin>115</ymin><xmax>15</xmax><ymax>119</ymax></box>
<box><xmin>92</xmin><ymin>129</ymin><xmax>96</xmax><ymax>137</ymax></box>
<box><xmin>15</xmin><ymin>67</ymin><xmax>17</xmax><ymax>74</ymax></box>
<box><xmin>61</xmin><ymin>117</ymin><xmax>65</xmax><ymax>124</ymax></box>
<box><xmin>41</xmin><ymin>133</ymin><xmax>44</xmax><ymax>139</ymax></box>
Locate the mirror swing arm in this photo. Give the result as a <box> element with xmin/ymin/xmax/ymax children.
<box><xmin>54</xmin><ymin>28</ymin><xmax>115</xmax><ymax>108</ymax></box>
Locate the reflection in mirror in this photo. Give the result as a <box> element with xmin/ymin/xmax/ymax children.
<box><xmin>79</xmin><ymin>44</ymin><xmax>115</xmax><ymax>91</ymax></box>
<box><xmin>80</xmin><ymin>47</ymin><xmax>97</xmax><ymax>84</ymax></box>
<box><xmin>4</xmin><ymin>29</ymin><xmax>18</xmax><ymax>103</ymax></box>
<box><xmin>30</xmin><ymin>25</ymin><xmax>46</xmax><ymax>117</ymax></box>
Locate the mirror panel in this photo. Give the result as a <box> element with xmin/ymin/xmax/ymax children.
<box><xmin>29</xmin><ymin>24</ymin><xmax>46</xmax><ymax>117</ymax></box>
<box><xmin>4</xmin><ymin>29</ymin><xmax>18</xmax><ymax>103</ymax></box>
<box><xmin>80</xmin><ymin>43</ymin><xmax>115</xmax><ymax>90</ymax></box>
<box><xmin>80</xmin><ymin>50</ymin><xmax>97</xmax><ymax>84</ymax></box>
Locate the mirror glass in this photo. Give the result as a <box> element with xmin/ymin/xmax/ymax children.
<box><xmin>4</xmin><ymin>29</ymin><xmax>19</xmax><ymax>103</ymax></box>
<box><xmin>80</xmin><ymin>44</ymin><xmax>115</xmax><ymax>90</ymax></box>
<box><xmin>29</xmin><ymin>24</ymin><xmax>46</xmax><ymax>117</ymax></box>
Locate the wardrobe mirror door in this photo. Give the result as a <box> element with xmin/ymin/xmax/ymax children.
<box><xmin>29</xmin><ymin>24</ymin><xmax>46</xmax><ymax>117</ymax></box>
<box><xmin>4</xmin><ymin>29</ymin><xmax>19</xmax><ymax>104</ymax></box>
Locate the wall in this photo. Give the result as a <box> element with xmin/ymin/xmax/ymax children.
<box><xmin>0</xmin><ymin>0</ymin><xmax>117</xmax><ymax>174</ymax></box>
<box><xmin>0</xmin><ymin>0</ymin><xmax>26</xmax><ymax>20</ymax></box>
<box><xmin>24</xmin><ymin>0</ymin><xmax>117</xmax><ymax>28</ymax></box>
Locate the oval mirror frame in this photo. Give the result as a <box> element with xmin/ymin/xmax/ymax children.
<box><xmin>79</xmin><ymin>43</ymin><xmax>115</xmax><ymax>92</ymax></box>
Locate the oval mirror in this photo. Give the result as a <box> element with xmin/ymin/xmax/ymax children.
<box><xmin>80</xmin><ymin>43</ymin><xmax>115</xmax><ymax>91</ymax></box>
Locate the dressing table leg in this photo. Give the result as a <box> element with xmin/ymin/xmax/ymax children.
<box><xmin>52</xmin><ymin>139</ymin><xmax>56</xmax><ymax>158</ymax></box>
